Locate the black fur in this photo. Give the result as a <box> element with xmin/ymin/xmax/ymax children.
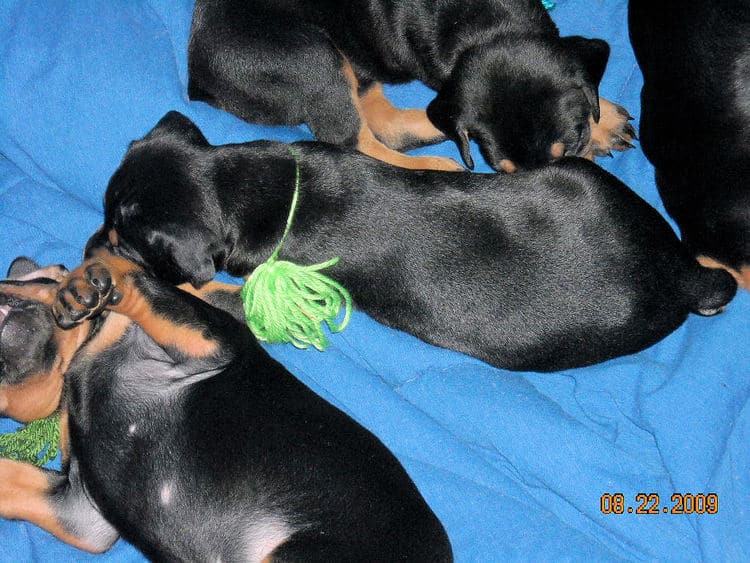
<box><xmin>0</xmin><ymin>260</ymin><xmax>452</xmax><ymax>561</ymax></box>
<box><xmin>629</xmin><ymin>0</ymin><xmax>750</xmax><ymax>279</ymax></box>
<box><xmin>188</xmin><ymin>0</ymin><xmax>610</xmax><ymax>170</ymax></box>
<box><xmin>88</xmin><ymin>112</ymin><xmax>737</xmax><ymax>372</ymax></box>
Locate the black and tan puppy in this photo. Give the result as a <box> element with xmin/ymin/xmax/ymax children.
<box><xmin>87</xmin><ymin>112</ymin><xmax>736</xmax><ymax>372</ymax></box>
<box><xmin>0</xmin><ymin>255</ymin><xmax>452</xmax><ymax>561</ymax></box>
<box><xmin>188</xmin><ymin>0</ymin><xmax>636</xmax><ymax>173</ymax></box>
<box><xmin>629</xmin><ymin>0</ymin><xmax>750</xmax><ymax>289</ymax></box>
<box><xmin>0</xmin><ymin>258</ymin><xmax>70</xmax><ymax>426</ymax></box>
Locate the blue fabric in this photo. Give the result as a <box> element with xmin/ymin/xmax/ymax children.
<box><xmin>1</xmin><ymin>1</ymin><xmax>748</xmax><ymax>561</ymax></box>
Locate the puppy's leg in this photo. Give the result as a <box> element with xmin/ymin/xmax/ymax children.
<box><xmin>190</xmin><ymin>20</ymin><xmax>363</xmax><ymax>148</ymax></box>
<box><xmin>341</xmin><ymin>63</ymin><xmax>463</xmax><ymax>171</ymax></box>
<box><xmin>583</xmin><ymin>97</ymin><xmax>638</xmax><ymax>159</ymax></box>
<box><xmin>0</xmin><ymin>458</ymin><xmax>119</xmax><ymax>553</ymax></box>
<box><xmin>360</xmin><ymin>83</ymin><xmax>446</xmax><ymax>150</ymax></box>
<box><xmin>53</xmin><ymin>255</ymin><xmax>233</xmax><ymax>367</ymax></box>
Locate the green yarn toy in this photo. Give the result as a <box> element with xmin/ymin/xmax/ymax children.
<box><xmin>0</xmin><ymin>412</ymin><xmax>60</xmax><ymax>467</ymax></box>
<box><xmin>542</xmin><ymin>0</ymin><xmax>556</xmax><ymax>9</ymax></box>
<box><xmin>241</xmin><ymin>147</ymin><xmax>352</xmax><ymax>351</ymax></box>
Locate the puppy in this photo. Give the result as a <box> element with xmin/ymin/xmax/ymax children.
<box><xmin>0</xmin><ymin>257</ymin><xmax>69</xmax><ymax>425</ymax></box>
<box><xmin>87</xmin><ymin>112</ymin><xmax>736</xmax><ymax>372</ymax></box>
<box><xmin>629</xmin><ymin>0</ymin><xmax>750</xmax><ymax>289</ymax></box>
<box><xmin>188</xmin><ymin>0</ymin><xmax>636</xmax><ymax>172</ymax></box>
<box><xmin>0</xmin><ymin>255</ymin><xmax>452</xmax><ymax>561</ymax></box>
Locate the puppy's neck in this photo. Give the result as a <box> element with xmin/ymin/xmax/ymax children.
<box><xmin>216</xmin><ymin>142</ymin><xmax>303</xmax><ymax>276</ymax></box>
<box><xmin>432</xmin><ymin>2</ymin><xmax>558</xmax><ymax>83</ymax></box>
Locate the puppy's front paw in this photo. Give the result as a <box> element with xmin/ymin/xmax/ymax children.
<box><xmin>53</xmin><ymin>262</ymin><xmax>121</xmax><ymax>328</ymax></box>
<box><xmin>585</xmin><ymin>98</ymin><xmax>638</xmax><ymax>158</ymax></box>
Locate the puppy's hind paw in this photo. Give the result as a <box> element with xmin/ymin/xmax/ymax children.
<box><xmin>585</xmin><ymin>98</ymin><xmax>638</xmax><ymax>159</ymax></box>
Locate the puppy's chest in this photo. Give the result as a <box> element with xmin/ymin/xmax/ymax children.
<box><xmin>67</xmin><ymin>327</ymin><xmax>181</xmax><ymax>448</ymax></box>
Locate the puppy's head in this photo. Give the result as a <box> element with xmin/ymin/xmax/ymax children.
<box><xmin>427</xmin><ymin>36</ymin><xmax>609</xmax><ymax>171</ymax></box>
<box><xmin>87</xmin><ymin>111</ymin><xmax>225</xmax><ymax>287</ymax></box>
<box><xmin>0</xmin><ymin>258</ymin><xmax>72</xmax><ymax>422</ymax></box>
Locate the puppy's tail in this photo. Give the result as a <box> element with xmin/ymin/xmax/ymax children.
<box><xmin>684</xmin><ymin>264</ymin><xmax>737</xmax><ymax>316</ymax></box>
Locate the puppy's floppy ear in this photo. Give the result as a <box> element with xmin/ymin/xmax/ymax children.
<box><xmin>561</xmin><ymin>36</ymin><xmax>610</xmax><ymax>122</ymax></box>
<box><xmin>7</xmin><ymin>257</ymin><xmax>42</xmax><ymax>279</ymax></box>
<box><xmin>84</xmin><ymin>224</ymin><xmax>112</xmax><ymax>257</ymax></box>
<box><xmin>143</xmin><ymin>111</ymin><xmax>210</xmax><ymax>147</ymax></box>
<box><xmin>426</xmin><ymin>95</ymin><xmax>475</xmax><ymax>170</ymax></box>
<box><xmin>148</xmin><ymin>226</ymin><xmax>218</xmax><ymax>287</ymax></box>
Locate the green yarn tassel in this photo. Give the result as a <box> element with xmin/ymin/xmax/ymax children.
<box><xmin>541</xmin><ymin>0</ymin><xmax>555</xmax><ymax>9</ymax></box>
<box><xmin>241</xmin><ymin>147</ymin><xmax>352</xmax><ymax>351</ymax></box>
<box><xmin>242</xmin><ymin>257</ymin><xmax>352</xmax><ymax>350</ymax></box>
<box><xmin>0</xmin><ymin>412</ymin><xmax>60</xmax><ymax>466</ymax></box>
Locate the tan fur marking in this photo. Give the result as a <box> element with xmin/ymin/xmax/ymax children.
<box><xmin>0</xmin><ymin>372</ymin><xmax>63</xmax><ymax>423</ymax></box>
<box><xmin>108</xmin><ymin>228</ymin><xmax>119</xmax><ymax>247</ymax></box>
<box><xmin>500</xmin><ymin>159</ymin><xmax>518</xmax><ymax>174</ymax></box>
<box><xmin>584</xmin><ymin>97</ymin><xmax>637</xmax><ymax>159</ymax></box>
<box><xmin>0</xmin><ymin>459</ymin><xmax>106</xmax><ymax>553</ymax></box>
<box><xmin>178</xmin><ymin>280</ymin><xmax>241</xmax><ymax>299</ymax></box>
<box><xmin>117</xmin><ymin>298</ymin><xmax>219</xmax><ymax>358</ymax></box>
<box><xmin>340</xmin><ymin>61</ymin><xmax>463</xmax><ymax>171</ymax></box>
<box><xmin>58</xmin><ymin>407</ymin><xmax>70</xmax><ymax>464</ymax></box>
<box><xmin>79</xmin><ymin>313</ymin><xmax>131</xmax><ymax>359</ymax></box>
<box><xmin>0</xmin><ymin>282</ymin><xmax>57</xmax><ymax>305</ymax></box>
<box><xmin>550</xmin><ymin>142</ymin><xmax>565</xmax><ymax>160</ymax></box>
<box><xmin>360</xmin><ymin>83</ymin><xmax>445</xmax><ymax>149</ymax></box>
<box><xmin>70</xmin><ymin>255</ymin><xmax>220</xmax><ymax>358</ymax></box>
<box><xmin>0</xmin><ymin>321</ymin><xmax>87</xmax><ymax>423</ymax></box>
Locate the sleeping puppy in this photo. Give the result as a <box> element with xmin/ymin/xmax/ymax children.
<box><xmin>86</xmin><ymin>111</ymin><xmax>736</xmax><ymax>372</ymax></box>
<box><xmin>188</xmin><ymin>0</ymin><xmax>636</xmax><ymax>173</ymax></box>
<box><xmin>629</xmin><ymin>0</ymin><xmax>750</xmax><ymax>289</ymax></box>
<box><xmin>0</xmin><ymin>256</ymin><xmax>452</xmax><ymax>561</ymax></box>
<box><xmin>0</xmin><ymin>258</ymin><xmax>69</xmax><ymax>425</ymax></box>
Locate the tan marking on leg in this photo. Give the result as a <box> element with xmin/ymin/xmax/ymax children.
<box><xmin>78</xmin><ymin>313</ymin><xmax>131</xmax><ymax>359</ymax></box>
<box><xmin>697</xmin><ymin>255</ymin><xmax>750</xmax><ymax>290</ymax></box>
<box><xmin>360</xmin><ymin>83</ymin><xmax>446</xmax><ymax>149</ymax></box>
<box><xmin>116</xmin><ymin>296</ymin><xmax>219</xmax><ymax>358</ymax></box>
<box><xmin>340</xmin><ymin>62</ymin><xmax>463</xmax><ymax>171</ymax></box>
<box><xmin>583</xmin><ymin>97</ymin><xmax>637</xmax><ymax>159</ymax></box>
<box><xmin>499</xmin><ymin>159</ymin><xmax>517</xmax><ymax>174</ymax></box>
<box><xmin>178</xmin><ymin>280</ymin><xmax>241</xmax><ymax>299</ymax></box>
<box><xmin>63</xmin><ymin>255</ymin><xmax>220</xmax><ymax>358</ymax></box>
<box><xmin>0</xmin><ymin>459</ymin><xmax>108</xmax><ymax>553</ymax></box>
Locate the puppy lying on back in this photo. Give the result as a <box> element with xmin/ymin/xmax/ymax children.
<box><xmin>629</xmin><ymin>0</ymin><xmax>750</xmax><ymax>289</ymax></box>
<box><xmin>88</xmin><ymin>112</ymin><xmax>736</xmax><ymax>372</ymax></box>
<box><xmin>0</xmin><ymin>256</ymin><xmax>452</xmax><ymax>561</ymax></box>
<box><xmin>188</xmin><ymin>0</ymin><xmax>636</xmax><ymax>172</ymax></box>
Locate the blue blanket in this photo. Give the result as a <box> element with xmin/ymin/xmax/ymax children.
<box><xmin>1</xmin><ymin>1</ymin><xmax>748</xmax><ymax>561</ymax></box>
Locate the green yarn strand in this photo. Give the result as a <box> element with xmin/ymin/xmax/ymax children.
<box><xmin>240</xmin><ymin>146</ymin><xmax>352</xmax><ymax>350</ymax></box>
<box><xmin>0</xmin><ymin>412</ymin><xmax>60</xmax><ymax>466</ymax></box>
